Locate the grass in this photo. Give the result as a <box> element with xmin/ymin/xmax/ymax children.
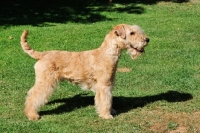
<box><xmin>0</xmin><ymin>0</ymin><xmax>200</xmax><ymax>132</ymax></box>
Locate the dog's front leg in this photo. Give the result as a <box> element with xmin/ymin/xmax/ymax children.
<box><xmin>94</xmin><ymin>85</ymin><xmax>113</xmax><ymax>119</ymax></box>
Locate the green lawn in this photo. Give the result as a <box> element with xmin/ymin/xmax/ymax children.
<box><xmin>0</xmin><ymin>0</ymin><xmax>200</xmax><ymax>132</ymax></box>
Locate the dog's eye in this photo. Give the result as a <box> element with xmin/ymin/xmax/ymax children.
<box><xmin>130</xmin><ymin>32</ymin><xmax>135</xmax><ymax>35</ymax></box>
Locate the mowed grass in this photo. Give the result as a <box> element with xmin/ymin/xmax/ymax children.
<box><xmin>0</xmin><ymin>0</ymin><xmax>200</xmax><ymax>132</ymax></box>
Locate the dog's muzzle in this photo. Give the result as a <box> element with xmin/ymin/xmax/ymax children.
<box><xmin>130</xmin><ymin>38</ymin><xmax>149</xmax><ymax>53</ymax></box>
<box><xmin>130</xmin><ymin>45</ymin><xmax>145</xmax><ymax>53</ymax></box>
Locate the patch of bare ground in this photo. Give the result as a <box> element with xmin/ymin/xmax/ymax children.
<box><xmin>145</xmin><ymin>110</ymin><xmax>200</xmax><ymax>132</ymax></box>
<box><xmin>190</xmin><ymin>0</ymin><xmax>200</xmax><ymax>4</ymax></box>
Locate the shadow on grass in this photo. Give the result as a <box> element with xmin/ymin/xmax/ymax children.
<box><xmin>0</xmin><ymin>0</ymin><xmax>189</xmax><ymax>27</ymax></box>
<box><xmin>40</xmin><ymin>90</ymin><xmax>192</xmax><ymax>117</ymax></box>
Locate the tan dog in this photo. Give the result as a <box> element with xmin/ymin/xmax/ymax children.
<box><xmin>20</xmin><ymin>24</ymin><xmax>149</xmax><ymax>120</ymax></box>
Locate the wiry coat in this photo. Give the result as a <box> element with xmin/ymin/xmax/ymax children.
<box><xmin>21</xmin><ymin>24</ymin><xmax>149</xmax><ymax>120</ymax></box>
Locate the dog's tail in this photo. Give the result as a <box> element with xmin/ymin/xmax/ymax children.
<box><xmin>20</xmin><ymin>30</ymin><xmax>43</xmax><ymax>60</ymax></box>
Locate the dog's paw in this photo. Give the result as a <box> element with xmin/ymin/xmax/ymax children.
<box><xmin>26</xmin><ymin>113</ymin><xmax>40</xmax><ymax>120</ymax></box>
<box><xmin>99</xmin><ymin>114</ymin><xmax>113</xmax><ymax>119</ymax></box>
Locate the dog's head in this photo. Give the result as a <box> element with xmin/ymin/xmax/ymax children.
<box><xmin>113</xmin><ymin>24</ymin><xmax>149</xmax><ymax>59</ymax></box>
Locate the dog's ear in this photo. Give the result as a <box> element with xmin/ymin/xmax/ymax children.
<box><xmin>114</xmin><ymin>25</ymin><xmax>126</xmax><ymax>39</ymax></box>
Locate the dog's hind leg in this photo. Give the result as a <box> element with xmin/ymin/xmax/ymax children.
<box><xmin>24</xmin><ymin>79</ymin><xmax>57</xmax><ymax>120</ymax></box>
<box><xmin>95</xmin><ymin>84</ymin><xmax>113</xmax><ymax>119</ymax></box>
<box><xmin>24</xmin><ymin>62</ymin><xmax>58</xmax><ymax>120</ymax></box>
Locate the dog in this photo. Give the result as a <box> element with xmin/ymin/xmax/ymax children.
<box><xmin>20</xmin><ymin>24</ymin><xmax>149</xmax><ymax>120</ymax></box>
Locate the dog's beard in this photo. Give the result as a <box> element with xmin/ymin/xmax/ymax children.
<box><xmin>127</xmin><ymin>47</ymin><xmax>143</xmax><ymax>59</ymax></box>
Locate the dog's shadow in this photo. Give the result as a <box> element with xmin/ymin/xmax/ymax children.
<box><xmin>40</xmin><ymin>90</ymin><xmax>192</xmax><ymax>116</ymax></box>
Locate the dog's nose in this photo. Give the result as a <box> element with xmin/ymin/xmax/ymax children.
<box><xmin>145</xmin><ymin>38</ymin><xmax>150</xmax><ymax>43</ymax></box>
